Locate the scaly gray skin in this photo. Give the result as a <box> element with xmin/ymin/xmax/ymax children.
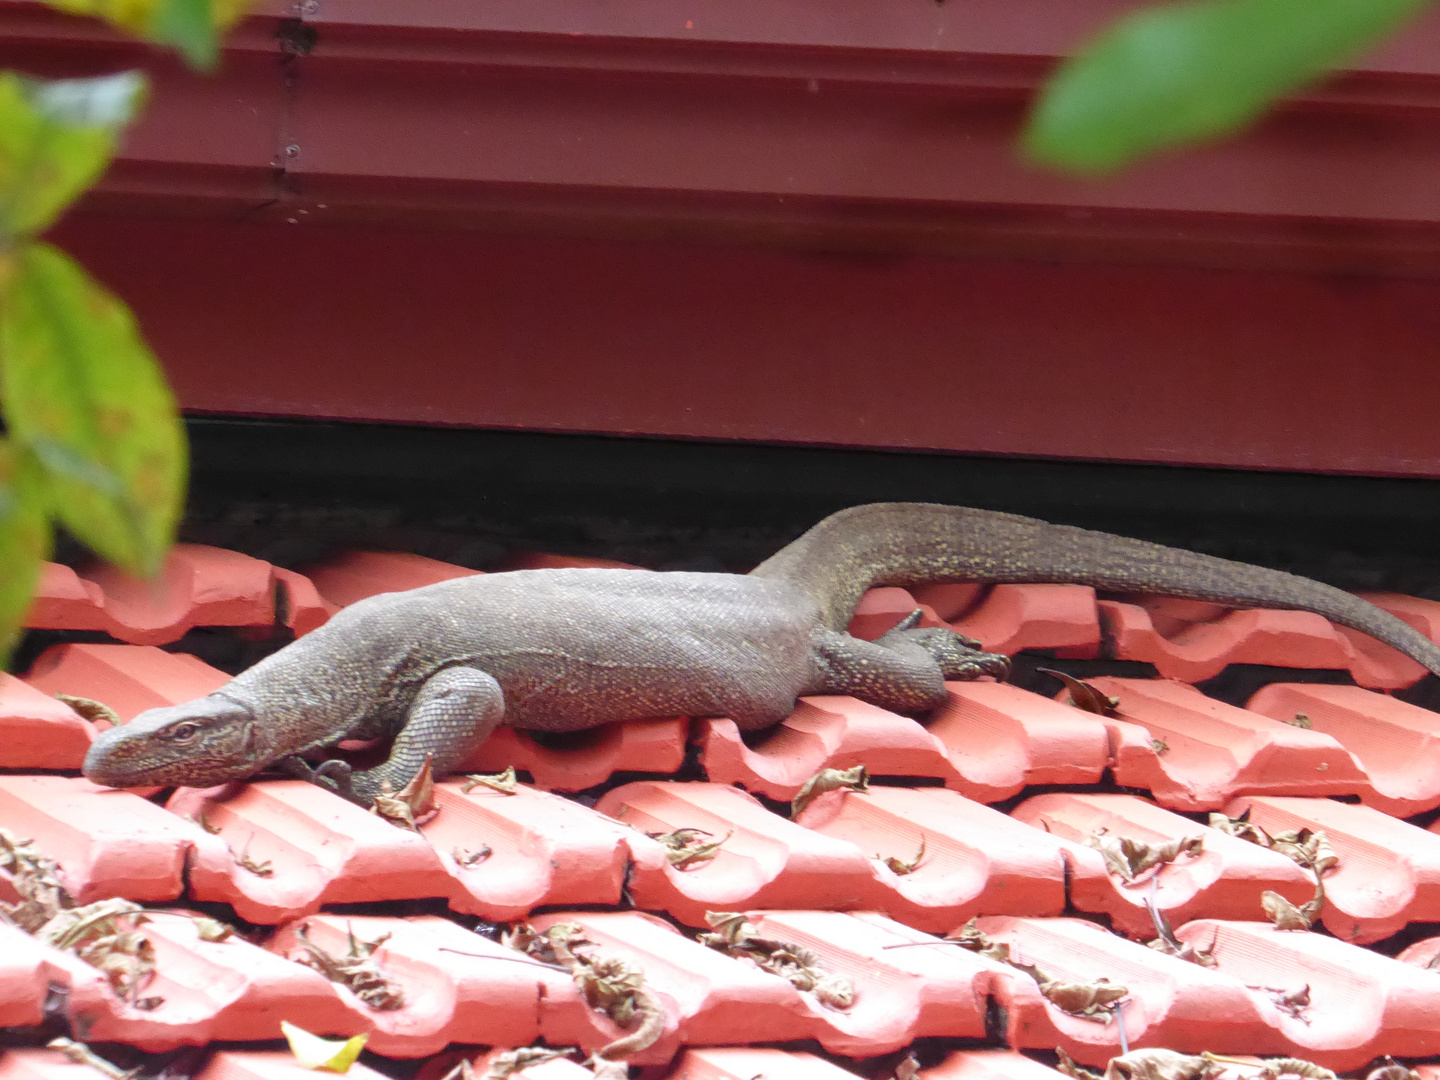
<box><xmin>82</xmin><ymin>503</ymin><xmax>1440</xmax><ymax>804</ymax></box>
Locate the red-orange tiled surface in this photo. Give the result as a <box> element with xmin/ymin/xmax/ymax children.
<box><xmin>5</xmin><ymin>550</ymin><xmax>1440</xmax><ymax>1079</ymax></box>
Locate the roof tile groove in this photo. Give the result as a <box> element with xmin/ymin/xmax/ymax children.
<box><xmin>1010</xmin><ymin>792</ymin><xmax>1315</xmax><ymax>936</ymax></box>
<box><xmin>23</xmin><ymin>546</ymin><xmax>330</xmax><ymax>645</ymax></box>
<box><xmin>0</xmin><ymin>674</ymin><xmax>98</xmax><ymax>769</ymax></box>
<box><xmin>791</xmin><ymin>784</ymin><xmax>1091</xmax><ymax>930</ymax></box>
<box><xmin>0</xmin><ymin>775</ymin><xmax>199</xmax><ymax>904</ymax></box>
<box><xmin>1226</xmin><ymin>794</ymin><xmax>1440</xmax><ymax>943</ymax></box>
<box><xmin>23</xmin><ymin>643</ymin><xmax>231</xmax><ymax>723</ymax></box>
<box><xmin>670</xmin><ymin>1046</ymin><xmax>863</xmax><ymax>1079</ymax></box>
<box><xmin>1099</xmin><ymin>596</ymin><xmax>1429</xmax><ymax>688</ymax></box>
<box><xmin>184</xmin><ymin>1051</ymin><xmax>393</xmax><ymax>1080</ymax></box>
<box><xmin>3</xmin><ymin>911</ymin><xmax>353</xmax><ymax>1052</ymax></box>
<box><xmin>975</xmin><ymin>914</ymin><xmax>1440</xmax><ymax>1068</ymax></box>
<box><xmin>919</xmin><ymin>1050</ymin><xmax>1071</xmax><ymax>1080</ymax></box>
<box><xmin>1091</xmin><ymin>677</ymin><xmax>1369</xmax><ymax>809</ymax></box>
<box><xmin>1173</xmin><ymin>919</ymin><xmax>1440</xmax><ymax>1066</ymax></box>
<box><xmin>460</xmin><ymin>717</ymin><xmax>689</xmax><ymax>791</ymax></box>
<box><xmin>854</xmin><ymin>584</ymin><xmax>1103</xmax><ymax>657</ymax></box>
<box><xmin>1246</xmin><ymin>682</ymin><xmax>1440</xmax><ymax>816</ymax></box>
<box><xmin>527</xmin><ymin>908</ymin><xmax>999</xmax><ymax>1058</ymax></box>
<box><xmin>300</xmin><ymin>552</ymin><xmax>480</xmax><ymax>609</ymax></box>
<box><xmin>699</xmin><ymin>682</ymin><xmax>1109</xmax><ymax>803</ymax></box>
<box><xmin>167</xmin><ymin>778</ymin><xmax>633</xmax><ymax>923</ymax></box>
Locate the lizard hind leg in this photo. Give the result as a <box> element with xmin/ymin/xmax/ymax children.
<box><xmin>810</xmin><ymin>618</ymin><xmax>1010</xmax><ymax>716</ymax></box>
<box><xmin>346</xmin><ymin>666</ymin><xmax>506</xmax><ymax>806</ymax></box>
<box><xmin>875</xmin><ymin>611</ymin><xmax>1011</xmax><ymax>681</ymax></box>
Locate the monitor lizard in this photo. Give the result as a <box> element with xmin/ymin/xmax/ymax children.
<box><xmin>82</xmin><ymin>502</ymin><xmax>1440</xmax><ymax>804</ymax></box>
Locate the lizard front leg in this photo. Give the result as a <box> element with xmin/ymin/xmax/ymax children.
<box><xmin>341</xmin><ymin>666</ymin><xmax>506</xmax><ymax>806</ymax></box>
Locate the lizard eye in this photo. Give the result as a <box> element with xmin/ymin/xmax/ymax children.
<box><xmin>167</xmin><ymin>721</ymin><xmax>200</xmax><ymax>741</ymax></box>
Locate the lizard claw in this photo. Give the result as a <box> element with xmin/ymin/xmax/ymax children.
<box><xmin>276</xmin><ymin>755</ymin><xmax>356</xmax><ymax>798</ymax></box>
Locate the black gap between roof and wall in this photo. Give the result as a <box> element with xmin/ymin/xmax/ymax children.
<box><xmin>162</xmin><ymin>417</ymin><xmax>1440</xmax><ymax>598</ymax></box>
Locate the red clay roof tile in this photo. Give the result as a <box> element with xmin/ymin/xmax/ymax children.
<box><xmin>24</xmin><ymin>546</ymin><xmax>328</xmax><ymax>646</ymax></box>
<box><xmin>921</xmin><ymin>1049</ymin><xmax>1071</xmax><ymax>1080</ymax></box>
<box><xmin>794</xmin><ymin>784</ymin><xmax>1084</xmax><ymax>932</ymax></box>
<box><xmin>1100</xmin><ymin>598</ymin><xmax>1428</xmax><ymax>688</ymax></box>
<box><xmin>24</xmin><ymin>643</ymin><xmax>230</xmax><ymax>722</ymax></box>
<box><xmin>673</xmin><ymin>1046</ymin><xmax>862</xmax><ymax>1080</ymax></box>
<box><xmin>598</xmin><ymin>780</ymin><xmax>880</xmax><ymax>926</ymax></box>
<box><xmin>1172</xmin><ymin>918</ymin><xmax>1440</xmax><ymax>1067</ymax></box>
<box><xmin>1245</xmin><ymin>682</ymin><xmax>1440</xmax><ymax>816</ymax></box>
<box><xmin>460</xmin><ymin>716</ymin><xmax>689</xmax><ymax>792</ymax></box>
<box><xmin>0</xmin><ymin>675</ymin><xmax>97</xmax><ymax>769</ymax></box>
<box><xmin>265</xmin><ymin>914</ymin><xmax>565</xmax><ymax>1058</ymax></box>
<box><xmin>301</xmin><ymin>552</ymin><xmax>480</xmax><ymax>608</ymax></box>
<box><xmin>1226</xmin><ymin>794</ymin><xmax>1440</xmax><ymax>944</ymax></box>
<box><xmin>168</xmin><ymin>778</ymin><xmax>635</xmax><ymax>924</ymax></box>
<box><xmin>1010</xmin><ymin>792</ymin><xmax>1314</xmax><ymax>936</ymax></box>
<box><xmin>1094</xmin><ymin>677</ymin><xmax>1367</xmax><ymax>809</ymax></box>
<box><xmin>0</xmin><ymin>775</ymin><xmax>197</xmax><ymax>904</ymax></box>
<box><xmin>699</xmin><ymin>682</ymin><xmax>1109</xmax><ymax>805</ymax></box>
<box><xmin>196</xmin><ymin>1051</ymin><xmax>392</xmax><ymax>1080</ymax></box>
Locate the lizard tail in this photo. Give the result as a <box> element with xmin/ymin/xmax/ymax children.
<box><xmin>748</xmin><ymin>502</ymin><xmax>1440</xmax><ymax>678</ymax></box>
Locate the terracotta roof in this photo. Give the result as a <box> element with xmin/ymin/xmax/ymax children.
<box><xmin>5</xmin><ymin>544</ymin><xmax>1440</xmax><ymax>1078</ymax></box>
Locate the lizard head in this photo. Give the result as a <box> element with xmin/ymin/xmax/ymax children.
<box><xmin>83</xmin><ymin>694</ymin><xmax>262</xmax><ymax>789</ymax></box>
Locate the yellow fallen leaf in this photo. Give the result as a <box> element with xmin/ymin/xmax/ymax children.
<box><xmin>280</xmin><ymin>1020</ymin><xmax>368</xmax><ymax>1073</ymax></box>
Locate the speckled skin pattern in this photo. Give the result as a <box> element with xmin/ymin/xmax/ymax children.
<box><xmin>83</xmin><ymin>503</ymin><xmax>1440</xmax><ymax>804</ymax></box>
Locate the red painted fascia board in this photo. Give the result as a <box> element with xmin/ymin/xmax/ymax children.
<box><xmin>5</xmin><ymin>1</ymin><xmax>1440</xmax><ymax>271</ymax></box>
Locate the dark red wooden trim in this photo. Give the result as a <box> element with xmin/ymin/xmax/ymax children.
<box><xmin>54</xmin><ymin>212</ymin><xmax>1440</xmax><ymax>478</ymax></box>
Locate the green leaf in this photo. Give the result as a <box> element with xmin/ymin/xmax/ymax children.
<box><xmin>0</xmin><ymin>441</ymin><xmax>51</xmax><ymax>660</ymax></box>
<box><xmin>0</xmin><ymin>243</ymin><xmax>187</xmax><ymax>577</ymax></box>
<box><xmin>151</xmin><ymin>0</ymin><xmax>220</xmax><ymax>71</ymax></box>
<box><xmin>1023</xmin><ymin>0</ymin><xmax>1434</xmax><ymax>175</ymax></box>
<box><xmin>0</xmin><ymin>71</ymin><xmax>145</xmax><ymax>237</ymax></box>
<box><xmin>41</xmin><ymin>0</ymin><xmax>254</xmax><ymax>70</ymax></box>
<box><xmin>280</xmin><ymin>1021</ymin><xmax>369</xmax><ymax>1073</ymax></box>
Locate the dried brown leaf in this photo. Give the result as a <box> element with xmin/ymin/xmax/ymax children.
<box><xmin>46</xmin><ymin>1038</ymin><xmax>138</xmax><ymax>1080</ymax></box>
<box><xmin>229</xmin><ymin>834</ymin><xmax>273</xmax><ymax>877</ymax></box>
<box><xmin>1247</xmin><ymin>983</ymin><xmax>1310</xmax><ymax>1020</ymax></box>
<box><xmin>1207</xmin><ymin>809</ymin><xmax>1271</xmax><ymax>847</ymax></box>
<box><xmin>482</xmin><ymin>1049</ymin><xmax>571</xmax><ymax>1080</ymax></box>
<box><xmin>1256</xmin><ymin>1058</ymin><xmax>1336</xmax><ymax>1080</ymax></box>
<box><xmin>1268</xmin><ymin>828</ymin><xmax>1337</xmax><ymax>876</ymax></box>
<box><xmin>1038</xmin><ymin>668</ymin><xmax>1121</xmax><ymax>717</ymax></box>
<box><xmin>1260</xmin><ymin>890</ymin><xmax>1313</xmax><ymax>931</ymax></box>
<box><xmin>460</xmin><ymin>766</ymin><xmax>519</xmax><ymax>795</ymax></box>
<box><xmin>698</xmin><ymin>910</ymin><xmax>854</xmax><ymax>1010</ymax></box>
<box><xmin>1364</xmin><ymin>1061</ymin><xmax>1419</xmax><ymax>1080</ymax></box>
<box><xmin>1055</xmin><ymin>1049</ymin><xmax>1103</xmax><ymax>1080</ymax></box>
<box><xmin>453</xmin><ymin>846</ymin><xmax>493</xmax><ymax>868</ymax></box>
<box><xmin>372</xmin><ymin>755</ymin><xmax>438</xmax><ymax>831</ymax></box>
<box><xmin>1036</xmin><ymin>975</ymin><xmax>1128</xmax><ymax>1018</ymax></box>
<box><xmin>1103</xmin><ymin>1049</ymin><xmax>1220</xmax><ymax>1080</ymax></box>
<box><xmin>1088</xmin><ymin>828</ymin><xmax>1202</xmax><ymax>883</ymax></box>
<box><xmin>791</xmin><ymin>765</ymin><xmax>868</xmax><ymax>817</ymax></box>
<box><xmin>190</xmin><ymin>914</ymin><xmax>233</xmax><ymax>942</ymax></box>
<box><xmin>650</xmin><ymin>828</ymin><xmax>732</xmax><ymax>870</ymax></box>
<box><xmin>880</xmin><ymin>836</ymin><xmax>927</xmax><ymax>875</ymax></box>
<box><xmin>292</xmin><ymin>922</ymin><xmax>405</xmax><ymax>1010</ymax></box>
<box><xmin>55</xmin><ymin>694</ymin><xmax>122</xmax><ymax>729</ymax></box>
<box><xmin>947</xmin><ymin>916</ymin><xmax>1011</xmax><ymax>964</ymax></box>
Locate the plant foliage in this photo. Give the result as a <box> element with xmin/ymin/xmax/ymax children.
<box><xmin>1025</xmin><ymin>0</ymin><xmax>1435</xmax><ymax>174</ymax></box>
